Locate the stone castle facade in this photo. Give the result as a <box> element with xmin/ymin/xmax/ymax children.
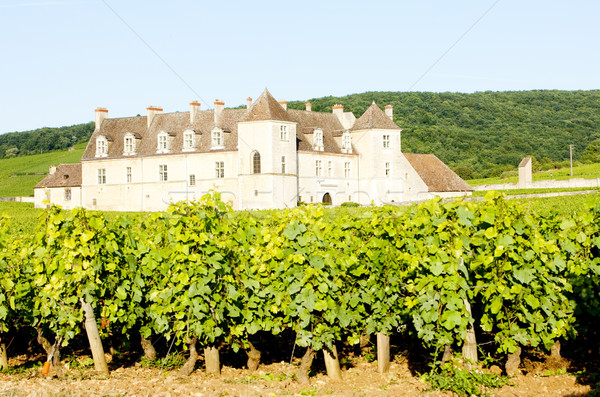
<box><xmin>35</xmin><ymin>90</ymin><xmax>472</xmax><ymax>211</ymax></box>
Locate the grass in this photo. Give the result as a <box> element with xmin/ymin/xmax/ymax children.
<box><xmin>468</xmin><ymin>162</ymin><xmax>600</xmax><ymax>186</ymax></box>
<box><xmin>513</xmin><ymin>193</ymin><xmax>600</xmax><ymax>216</ymax></box>
<box><xmin>0</xmin><ymin>143</ymin><xmax>86</xmax><ymax>197</ymax></box>
<box><xmin>472</xmin><ymin>187</ymin><xmax>599</xmax><ymax>197</ymax></box>
<box><xmin>2</xmin><ymin>193</ymin><xmax>599</xmax><ymax>235</ymax></box>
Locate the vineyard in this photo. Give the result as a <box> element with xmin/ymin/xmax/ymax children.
<box><xmin>1</xmin><ymin>192</ymin><xmax>600</xmax><ymax>395</ymax></box>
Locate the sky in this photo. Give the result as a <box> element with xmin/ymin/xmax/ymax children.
<box><xmin>0</xmin><ymin>0</ymin><xmax>598</xmax><ymax>134</ymax></box>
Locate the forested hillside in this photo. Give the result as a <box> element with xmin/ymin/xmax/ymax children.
<box><xmin>0</xmin><ymin>122</ymin><xmax>94</xmax><ymax>159</ymax></box>
<box><xmin>2</xmin><ymin>90</ymin><xmax>599</xmax><ymax>179</ymax></box>
<box><xmin>288</xmin><ymin>90</ymin><xmax>600</xmax><ymax>179</ymax></box>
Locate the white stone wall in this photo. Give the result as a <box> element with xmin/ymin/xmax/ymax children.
<box><xmin>297</xmin><ymin>151</ymin><xmax>359</xmax><ymax>205</ymax></box>
<box><xmin>236</xmin><ymin>120</ymin><xmax>299</xmax><ymax>209</ymax></box>
<box><xmin>473</xmin><ymin>177</ymin><xmax>600</xmax><ymax>191</ymax></box>
<box><xmin>352</xmin><ymin>129</ymin><xmax>405</xmax><ymax>204</ymax></box>
<box><xmin>34</xmin><ymin>187</ymin><xmax>82</xmax><ymax>209</ymax></box>
<box><xmin>81</xmin><ymin>151</ymin><xmax>239</xmax><ymax>211</ymax></box>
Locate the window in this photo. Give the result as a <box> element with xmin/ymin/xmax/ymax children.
<box><xmin>252</xmin><ymin>151</ymin><xmax>261</xmax><ymax>174</ymax></box>
<box><xmin>383</xmin><ymin>135</ymin><xmax>390</xmax><ymax>148</ymax></box>
<box><xmin>124</xmin><ymin>135</ymin><xmax>135</xmax><ymax>155</ymax></box>
<box><xmin>183</xmin><ymin>130</ymin><xmax>194</xmax><ymax>150</ymax></box>
<box><xmin>215</xmin><ymin>161</ymin><xmax>224</xmax><ymax>178</ymax></box>
<box><xmin>96</xmin><ymin>137</ymin><xmax>108</xmax><ymax>157</ymax></box>
<box><xmin>342</xmin><ymin>133</ymin><xmax>352</xmax><ymax>153</ymax></box>
<box><xmin>315</xmin><ymin>160</ymin><xmax>322</xmax><ymax>177</ymax></box>
<box><xmin>64</xmin><ymin>188</ymin><xmax>71</xmax><ymax>201</ymax></box>
<box><xmin>212</xmin><ymin>129</ymin><xmax>223</xmax><ymax>148</ymax></box>
<box><xmin>344</xmin><ymin>162</ymin><xmax>351</xmax><ymax>178</ymax></box>
<box><xmin>157</xmin><ymin>133</ymin><xmax>168</xmax><ymax>152</ymax></box>
<box><xmin>159</xmin><ymin>164</ymin><xmax>168</xmax><ymax>182</ymax></box>
<box><xmin>97</xmin><ymin>168</ymin><xmax>106</xmax><ymax>184</ymax></box>
<box><xmin>126</xmin><ymin>166</ymin><xmax>132</xmax><ymax>183</ymax></box>
<box><xmin>327</xmin><ymin>161</ymin><xmax>333</xmax><ymax>177</ymax></box>
<box><xmin>189</xmin><ymin>174</ymin><xmax>196</xmax><ymax>186</ymax></box>
<box><xmin>385</xmin><ymin>162</ymin><xmax>390</xmax><ymax>177</ymax></box>
<box><xmin>281</xmin><ymin>156</ymin><xmax>286</xmax><ymax>174</ymax></box>
<box><xmin>280</xmin><ymin>125</ymin><xmax>288</xmax><ymax>141</ymax></box>
<box><xmin>313</xmin><ymin>129</ymin><xmax>323</xmax><ymax>151</ymax></box>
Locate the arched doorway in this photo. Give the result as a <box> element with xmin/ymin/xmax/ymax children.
<box><xmin>322</xmin><ymin>192</ymin><xmax>332</xmax><ymax>204</ymax></box>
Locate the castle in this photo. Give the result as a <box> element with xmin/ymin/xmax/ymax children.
<box><xmin>34</xmin><ymin>90</ymin><xmax>472</xmax><ymax>211</ymax></box>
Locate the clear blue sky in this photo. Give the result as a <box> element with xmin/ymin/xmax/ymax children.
<box><xmin>1</xmin><ymin>0</ymin><xmax>598</xmax><ymax>134</ymax></box>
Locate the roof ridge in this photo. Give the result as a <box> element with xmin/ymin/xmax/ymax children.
<box><xmin>243</xmin><ymin>89</ymin><xmax>291</xmax><ymax>122</ymax></box>
<box><xmin>351</xmin><ymin>102</ymin><xmax>401</xmax><ymax>131</ymax></box>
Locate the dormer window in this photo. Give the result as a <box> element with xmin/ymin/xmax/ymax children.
<box><xmin>123</xmin><ymin>133</ymin><xmax>135</xmax><ymax>155</ymax></box>
<box><xmin>211</xmin><ymin>128</ymin><xmax>224</xmax><ymax>149</ymax></box>
<box><xmin>183</xmin><ymin>130</ymin><xmax>195</xmax><ymax>151</ymax></box>
<box><xmin>96</xmin><ymin>136</ymin><xmax>108</xmax><ymax>157</ymax></box>
<box><xmin>342</xmin><ymin>132</ymin><xmax>352</xmax><ymax>153</ymax></box>
<box><xmin>280</xmin><ymin>125</ymin><xmax>288</xmax><ymax>141</ymax></box>
<box><xmin>313</xmin><ymin>128</ymin><xmax>324</xmax><ymax>151</ymax></box>
<box><xmin>157</xmin><ymin>132</ymin><xmax>169</xmax><ymax>153</ymax></box>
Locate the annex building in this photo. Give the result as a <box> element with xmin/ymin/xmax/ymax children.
<box><xmin>34</xmin><ymin>90</ymin><xmax>472</xmax><ymax>211</ymax></box>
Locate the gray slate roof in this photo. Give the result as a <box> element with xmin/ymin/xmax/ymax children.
<box><xmin>352</xmin><ymin>102</ymin><xmax>401</xmax><ymax>131</ymax></box>
<box><xmin>243</xmin><ymin>90</ymin><xmax>291</xmax><ymax>122</ymax></box>
<box><xmin>35</xmin><ymin>163</ymin><xmax>82</xmax><ymax>188</ymax></box>
<box><xmin>403</xmin><ymin>153</ymin><xmax>473</xmax><ymax>192</ymax></box>
<box><xmin>82</xmin><ymin>92</ymin><xmax>402</xmax><ymax>161</ymax></box>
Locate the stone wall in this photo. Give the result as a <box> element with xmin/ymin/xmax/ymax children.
<box><xmin>473</xmin><ymin>177</ymin><xmax>600</xmax><ymax>191</ymax></box>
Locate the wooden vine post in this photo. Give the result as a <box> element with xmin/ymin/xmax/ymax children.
<box><xmin>323</xmin><ymin>344</ymin><xmax>342</xmax><ymax>381</ymax></box>
<box><xmin>377</xmin><ymin>332</ymin><xmax>390</xmax><ymax>373</ymax></box>
<box><xmin>0</xmin><ymin>336</ymin><xmax>7</xmax><ymax>370</ymax></box>
<box><xmin>204</xmin><ymin>346</ymin><xmax>220</xmax><ymax>374</ymax></box>
<box><xmin>462</xmin><ymin>298</ymin><xmax>478</xmax><ymax>367</ymax></box>
<box><xmin>81</xmin><ymin>299</ymin><xmax>109</xmax><ymax>376</ymax></box>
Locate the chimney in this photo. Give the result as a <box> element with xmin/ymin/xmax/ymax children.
<box><xmin>94</xmin><ymin>107</ymin><xmax>108</xmax><ymax>131</ymax></box>
<box><xmin>385</xmin><ymin>104</ymin><xmax>393</xmax><ymax>121</ymax></box>
<box><xmin>246</xmin><ymin>97</ymin><xmax>252</xmax><ymax>110</ymax></box>
<box><xmin>146</xmin><ymin>106</ymin><xmax>163</xmax><ymax>128</ymax></box>
<box><xmin>332</xmin><ymin>104</ymin><xmax>344</xmax><ymax>121</ymax></box>
<box><xmin>190</xmin><ymin>101</ymin><xmax>201</xmax><ymax>123</ymax></box>
<box><xmin>278</xmin><ymin>100</ymin><xmax>287</xmax><ymax>111</ymax></box>
<box><xmin>305</xmin><ymin>102</ymin><xmax>312</xmax><ymax>112</ymax></box>
<box><xmin>214</xmin><ymin>99</ymin><xmax>224</xmax><ymax>125</ymax></box>
<box><xmin>49</xmin><ymin>165</ymin><xmax>57</xmax><ymax>175</ymax></box>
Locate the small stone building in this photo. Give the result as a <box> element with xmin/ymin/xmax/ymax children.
<box><xmin>34</xmin><ymin>164</ymin><xmax>82</xmax><ymax>209</ymax></box>
<box><xmin>34</xmin><ymin>90</ymin><xmax>472</xmax><ymax>211</ymax></box>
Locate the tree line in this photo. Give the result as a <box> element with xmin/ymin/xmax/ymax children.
<box><xmin>2</xmin><ymin>89</ymin><xmax>599</xmax><ymax>179</ymax></box>
<box><xmin>288</xmin><ymin>89</ymin><xmax>600</xmax><ymax>179</ymax></box>
<box><xmin>0</xmin><ymin>122</ymin><xmax>94</xmax><ymax>159</ymax></box>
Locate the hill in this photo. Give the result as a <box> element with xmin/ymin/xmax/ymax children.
<box><xmin>0</xmin><ymin>122</ymin><xmax>94</xmax><ymax>159</ymax></box>
<box><xmin>2</xmin><ymin>90</ymin><xmax>599</xmax><ymax>184</ymax></box>
<box><xmin>287</xmin><ymin>90</ymin><xmax>600</xmax><ymax>179</ymax></box>
<box><xmin>0</xmin><ymin>143</ymin><xmax>86</xmax><ymax>197</ymax></box>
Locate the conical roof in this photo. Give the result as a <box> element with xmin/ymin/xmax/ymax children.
<box><xmin>352</xmin><ymin>102</ymin><xmax>401</xmax><ymax>130</ymax></box>
<box><xmin>243</xmin><ymin>89</ymin><xmax>291</xmax><ymax>122</ymax></box>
